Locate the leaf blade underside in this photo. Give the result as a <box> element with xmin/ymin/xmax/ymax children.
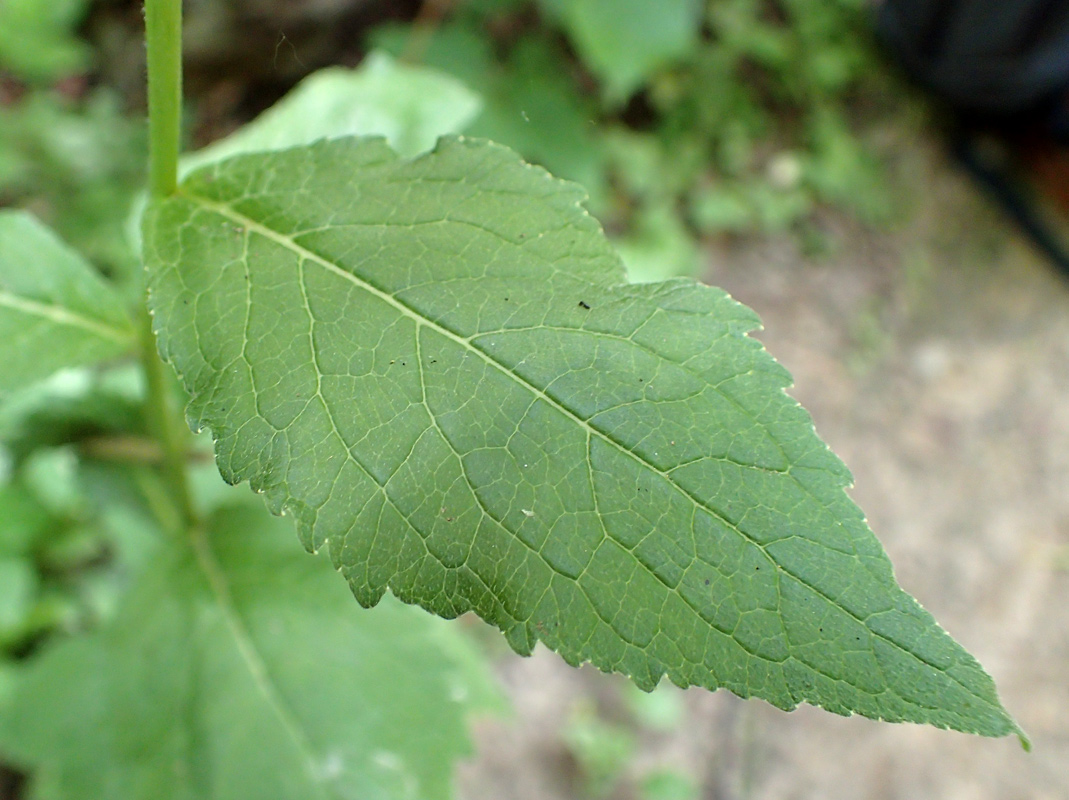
<box><xmin>144</xmin><ymin>136</ymin><xmax>1022</xmax><ymax>741</ymax></box>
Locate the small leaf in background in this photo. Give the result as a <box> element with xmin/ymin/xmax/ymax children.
<box><xmin>640</xmin><ymin>769</ymin><xmax>700</xmax><ymax>800</ymax></box>
<box><xmin>183</xmin><ymin>51</ymin><xmax>482</xmax><ymax>174</ymax></box>
<box><xmin>803</xmin><ymin>107</ymin><xmax>892</xmax><ymax>225</ymax></box>
<box><xmin>688</xmin><ymin>184</ymin><xmax>757</xmax><ymax>234</ymax></box>
<box><xmin>462</xmin><ymin>36</ymin><xmax>610</xmax><ymax>208</ymax></box>
<box><xmin>563</xmin><ymin>701</ymin><xmax>636</xmax><ymax>799</ymax></box>
<box><xmin>0</xmin><ymin>483</ymin><xmax>59</xmax><ymax>648</ymax></box>
<box><xmin>371</xmin><ymin>23</ymin><xmax>609</xmax><ymax>206</ymax></box>
<box><xmin>540</xmin><ymin>0</ymin><xmax>704</xmax><ymax>102</ymax></box>
<box><xmin>625</xmin><ymin>682</ymin><xmax>685</xmax><ymax>732</ymax></box>
<box><xmin>0</xmin><ymin>211</ymin><xmax>134</xmax><ymax>395</ymax></box>
<box><xmin>614</xmin><ymin>205</ymin><xmax>700</xmax><ymax>283</ymax></box>
<box><xmin>0</xmin><ymin>558</ymin><xmax>37</xmax><ymax>638</ymax></box>
<box><xmin>144</xmin><ymin>136</ymin><xmax>1023</xmax><ymax>742</ymax></box>
<box><xmin>0</xmin><ymin>0</ymin><xmax>91</xmax><ymax>83</ymax></box>
<box><xmin>0</xmin><ymin>504</ymin><xmax>496</xmax><ymax>800</ymax></box>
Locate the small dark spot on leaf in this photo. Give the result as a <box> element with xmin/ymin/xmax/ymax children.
<box><xmin>704</xmin><ymin>579</ymin><xmax>710</xmax><ymax>586</ymax></box>
<box><xmin>578</xmin><ymin>300</ymin><xmax>591</xmax><ymax>310</ymax></box>
<box><xmin>430</xmin><ymin>359</ymin><xmax>437</xmax><ymax>364</ymax></box>
<box><xmin>504</xmin><ymin>297</ymin><xmax>509</xmax><ymax>302</ymax></box>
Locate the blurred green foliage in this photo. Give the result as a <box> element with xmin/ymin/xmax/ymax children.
<box><xmin>374</xmin><ymin>0</ymin><xmax>892</xmax><ymax>280</ymax></box>
<box><xmin>563</xmin><ymin>701</ymin><xmax>638</xmax><ymax>798</ymax></box>
<box><xmin>640</xmin><ymin>770</ymin><xmax>701</xmax><ymax>800</ymax></box>
<box><xmin>0</xmin><ymin>0</ymin><xmax>92</xmax><ymax>84</ymax></box>
<box><xmin>562</xmin><ymin>683</ymin><xmax>700</xmax><ymax>799</ymax></box>
<box><xmin>0</xmin><ymin>367</ymin><xmax>151</xmax><ymax>667</ymax></box>
<box><xmin>540</xmin><ymin>0</ymin><xmax>704</xmax><ymax>103</ymax></box>
<box><xmin>0</xmin><ymin>0</ymin><xmax>892</xmax><ymax>287</ymax></box>
<box><xmin>0</xmin><ymin>91</ymin><xmax>146</xmax><ymax>282</ymax></box>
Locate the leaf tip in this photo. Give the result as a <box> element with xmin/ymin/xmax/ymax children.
<box><xmin>1013</xmin><ymin>724</ymin><xmax>1031</xmax><ymax>752</ymax></box>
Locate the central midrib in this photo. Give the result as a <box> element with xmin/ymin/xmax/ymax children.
<box><xmin>188</xmin><ymin>525</ymin><xmax>336</xmax><ymax>798</ymax></box>
<box><xmin>0</xmin><ymin>289</ymin><xmax>131</xmax><ymax>344</ymax></box>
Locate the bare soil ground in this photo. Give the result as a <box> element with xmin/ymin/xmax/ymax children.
<box><xmin>457</xmin><ymin>136</ymin><xmax>1069</xmax><ymax>800</ymax></box>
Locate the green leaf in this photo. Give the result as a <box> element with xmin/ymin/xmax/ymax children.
<box><xmin>0</xmin><ymin>482</ymin><xmax>52</xmax><ymax>557</ymax></box>
<box><xmin>370</xmin><ymin>24</ymin><xmax>608</xmax><ymax>205</ymax></box>
<box><xmin>0</xmin><ymin>503</ymin><xmax>493</xmax><ymax>799</ymax></box>
<box><xmin>0</xmin><ymin>91</ymin><xmax>147</xmax><ymax>283</ymax></box>
<box><xmin>0</xmin><ymin>0</ymin><xmax>91</xmax><ymax>83</ymax></box>
<box><xmin>143</xmin><ymin>136</ymin><xmax>1023</xmax><ymax>742</ymax></box>
<box><xmin>614</xmin><ymin>205</ymin><xmax>700</xmax><ymax>284</ymax></box>
<box><xmin>539</xmin><ymin>0</ymin><xmax>703</xmax><ymax>101</ymax></box>
<box><xmin>183</xmin><ymin>51</ymin><xmax>482</xmax><ymax>175</ymax></box>
<box><xmin>640</xmin><ymin>770</ymin><xmax>699</xmax><ymax>800</ymax></box>
<box><xmin>0</xmin><ymin>211</ymin><xmax>134</xmax><ymax>394</ymax></box>
<box><xmin>0</xmin><ymin>557</ymin><xmax>37</xmax><ymax>637</ymax></box>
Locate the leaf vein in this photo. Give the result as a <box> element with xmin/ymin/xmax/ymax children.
<box><xmin>184</xmin><ymin>190</ymin><xmax>990</xmax><ymax>705</ymax></box>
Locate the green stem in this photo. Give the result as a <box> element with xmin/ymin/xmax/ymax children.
<box><xmin>145</xmin><ymin>0</ymin><xmax>182</xmax><ymax>198</ymax></box>
<box><xmin>139</xmin><ymin>311</ymin><xmax>198</xmax><ymax>531</ymax></box>
<box><xmin>142</xmin><ymin>0</ymin><xmax>197</xmax><ymax>531</ymax></box>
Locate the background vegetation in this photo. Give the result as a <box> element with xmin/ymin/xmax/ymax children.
<box><xmin>5</xmin><ymin>2</ymin><xmax>1061</xmax><ymax>799</ymax></box>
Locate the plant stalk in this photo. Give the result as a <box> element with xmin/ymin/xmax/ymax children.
<box><xmin>145</xmin><ymin>0</ymin><xmax>182</xmax><ymax>198</ymax></box>
<box><xmin>139</xmin><ymin>311</ymin><xmax>198</xmax><ymax>531</ymax></box>
<box><xmin>143</xmin><ymin>0</ymin><xmax>196</xmax><ymax>530</ymax></box>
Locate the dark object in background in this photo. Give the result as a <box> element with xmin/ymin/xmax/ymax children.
<box><xmin>877</xmin><ymin>0</ymin><xmax>1069</xmax><ymax>132</ymax></box>
<box><xmin>877</xmin><ymin>0</ymin><xmax>1069</xmax><ymax>275</ymax></box>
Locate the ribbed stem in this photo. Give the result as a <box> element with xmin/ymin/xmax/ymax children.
<box><xmin>145</xmin><ymin>0</ymin><xmax>182</xmax><ymax>198</ymax></box>
<box><xmin>142</xmin><ymin>0</ymin><xmax>196</xmax><ymax>530</ymax></box>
